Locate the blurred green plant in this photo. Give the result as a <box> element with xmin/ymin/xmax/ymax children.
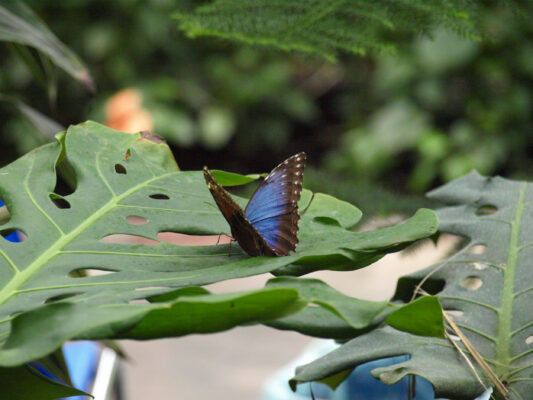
<box><xmin>323</xmin><ymin>10</ymin><xmax>533</xmax><ymax>192</ymax></box>
<box><xmin>3</xmin><ymin>0</ymin><xmax>530</xmax><ymax>200</ymax></box>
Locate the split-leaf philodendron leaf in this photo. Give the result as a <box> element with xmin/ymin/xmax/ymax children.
<box><xmin>291</xmin><ymin>171</ymin><xmax>533</xmax><ymax>400</ymax></box>
<box><xmin>0</xmin><ymin>121</ymin><xmax>437</xmax><ymax>366</ymax></box>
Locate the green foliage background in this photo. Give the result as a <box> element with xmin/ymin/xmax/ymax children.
<box><xmin>0</xmin><ymin>0</ymin><xmax>531</xmax><ymax>216</ymax></box>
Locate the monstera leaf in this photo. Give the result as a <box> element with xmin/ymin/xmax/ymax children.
<box><xmin>291</xmin><ymin>171</ymin><xmax>533</xmax><ymax>399</ymax></box>
<box><xmin>0</xmin><ymin>121</ymin><xmax>437</xmax><ymax>367</ymax></box>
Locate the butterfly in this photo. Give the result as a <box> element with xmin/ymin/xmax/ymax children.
<box><xmin>203</xmin><ymin>152</ymin><xmax>306</xmax><ymax>257</ymax></box>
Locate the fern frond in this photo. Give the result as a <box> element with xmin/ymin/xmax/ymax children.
<box><xmin>175</xmin><ymin>0</ymin><xmax>530</xmax><ymax>60</ymax></box>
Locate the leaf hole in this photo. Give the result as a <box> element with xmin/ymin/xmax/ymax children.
<box><xmin>115</xmin><ymin>163</ymin><xmax>127</xmax><ymax>174</ymax></box>
<box><xmin>469</xmin><ymin>244</ymin><xmax>486</xmax><ymax>254</ymax></box>
<box><xmin>126</xmin><ymin>215</ymin><xmax>148</xmax><ymax>225</ymax></box>
<box><xmin>0</xmin><ymin>199</ymin><xmax>10</xmax><ymax>226</ymax></box>
<box><xmin>444</xmin><ymin>310</ymin><xmax>464</xmax><ymax>317</ymax></box>
<box><xmin>448</xmin><ymin>334</ymin><xmax>461</xmax><ymax>341</ymax></box>
<box><xmin>473</xmin><ymin>262</ymin><xmax>488</xmax><ymax>270</ymax></box>
<box><xmin>157</xmin><ymin>232</ymin><xmax>231</xmax><ymax>246</ymax></box>
<box><xmin>100</xmin><ymin>234</ymin><xmax>160</xmax><ymax>245</ymax></box>
<box><xmin>526</xmin><ymin>336</ymin><xmax>533</xmax><ymax>345</ymax></box>
<box><xmin>52</xmin><ymin>157</ymin><xmax>76</xmax><ymax>197</ymax></box>
<box><xmin>44</xmin><ymin>293</ymin><xmax>82</xmax><ymax>303</ymax></box>
<box><xmin>68</xmin><ymin>268</ymin><xmax>118</xmax><ymax>278</ymax></box>
<box><xmin>50</xmin><ymin>194</ymin><xmax>71</xmax><ymax>209</ymax></box>
<box><xmin>392</xmin><ymin>278</ymin><xmax>445</xmax><ymax>303</ymax></box>
<box><xmin>460</xmin><ymin>276</ymin><xmax>482</xmax><ymax>290</ymax></box>
<box><xmin>1</xmin><ymin>229</ymin><xmax>26</xmax><ymax>243</ymax></box>
<box><xmin>475</xmin><ymin>204</ymin><xmax>498</xmax><ymax>216</ymax></box>
<box><xmin>149</xmin><ymin>193</ymin><xmax>169</xmax><ymax>200</ymax></box>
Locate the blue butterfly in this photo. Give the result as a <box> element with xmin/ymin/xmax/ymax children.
<box><xmin>203</xmin><ymin>152</ymin><xmax>306</xmax><ymax>256</ymax></box>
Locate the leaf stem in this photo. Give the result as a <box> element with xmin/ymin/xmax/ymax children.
<box><xmin>495</xmin><ymin>182</ymin><xmax>527</xmax><ymax>379</ymax></box>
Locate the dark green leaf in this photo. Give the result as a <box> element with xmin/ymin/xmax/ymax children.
<box><xmin>386</xmin><ymin>296</ymin><xmax>444</xmax><ymax>338</ymax></box>
<box><xmin>267</xmin><ymin>306</ymin><xmax>361</xmax><ymax>339</ymax></box>
<box><xmin>123</xmin><ymin>287</ymin><xmax>305</xmax><ymax>339</ymax></box>
<box><xmin>0</xmin><ymin>364</ymin><xmax>90</xmax><ymax>400</ymax></box>
<box><xmin>0</xmin><ymin>288</ymin><xmax>304</xmax><ymax>365</ymax></box>
<box><xmin>210</xmin><ymin>169</ymin><xmax>260</xmax><ymax>186</ymax></box>
<box><xmin>266</xmin><ymin>277</ymin><xmax>388</xmax><ymax>329</ymax></box>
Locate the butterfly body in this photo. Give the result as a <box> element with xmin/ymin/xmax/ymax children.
<box><xmin>203</xmin><ymin>152</ymin><xmax>306</xmax><ymax>257</ymax></box>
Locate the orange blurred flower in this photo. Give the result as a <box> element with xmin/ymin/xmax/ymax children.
<box><xmin>105</xmin><ymin>88</ymin><xmax>153</xmax><ymax>133</ymax></box>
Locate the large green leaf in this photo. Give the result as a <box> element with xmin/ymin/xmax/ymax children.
<box><xmin>174</xmin><ymin>0</ymin><xmax>486</xmax><ymax>61</ymax></box>
<box><xmin>291</xmin><ymin>171</ymin><xmax>533</xmax><ymax>399</ymax></box>
<box><xmin>0</xmin><ymin>1</ymin><xmax>93</xmax><ymax>90</ymax></box>
<box><xmin>0</xmin><ymin>121</ymin><xmax>437</xmax><ymax>366</ymax></box>
<box><xmin>0</xmin><ymin>287</ymin><xmax>304</xmax><ymax>365</ymax></box>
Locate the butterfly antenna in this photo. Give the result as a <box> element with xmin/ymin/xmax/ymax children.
<box><xmin>300</xmin><ymin>192</ymin><xmax>315</xmax><ymax>216</ymax></box>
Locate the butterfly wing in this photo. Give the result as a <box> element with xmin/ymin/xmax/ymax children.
<box><xmin>203</xmin><ymin>166</ymin><xmax>243</xmax><ymax>223</ymax></box>
<box><xmin>245</xmin><ymin>152</ymin><xmax>306</xmax><ymax>256</ymax></box>
<box><xmin>203</xmin><ymin>167</ymin><xmax>276</xmax><ymax>256</ymax></box>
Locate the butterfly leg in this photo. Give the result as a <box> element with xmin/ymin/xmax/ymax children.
<box><xmin>215</xmin><ymin>233</ymin><xmax>233</xmax><ymax>246</ymax></box>
<box><xmin>228</xmin><ymin>237</ymin><xmax>237</xmax><ymax>257</ymax></box>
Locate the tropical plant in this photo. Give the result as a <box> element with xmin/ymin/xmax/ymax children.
<box><xmin>0</xmin><ymin>122</ymin><xmax>439</xmax><ymax>398</ymax></box>
<box><xmin>290</xmin><ymin>172</ymin><xmax>533</xmax><ymax>399</ymax></box>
